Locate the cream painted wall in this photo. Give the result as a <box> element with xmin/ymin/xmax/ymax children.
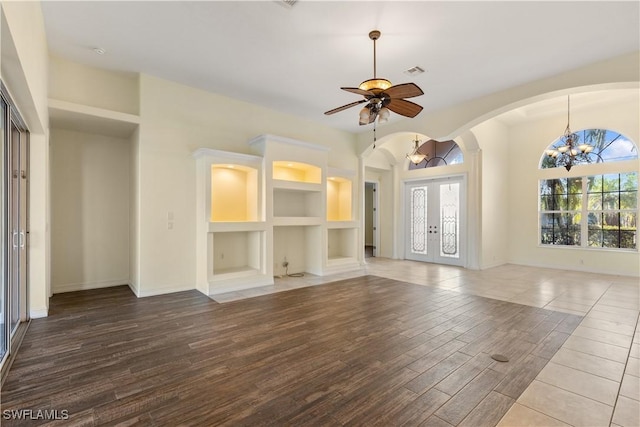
<box><xmin>471</xmin><ymin>120</ymin><xmax>510</xmax><ymax>268</ymax></box>
<box><xmin>136</xmin><ymin>74</ymin><xmax>357</xmax><ymax>296</ymax></box>
<box><xmin>129</xmin><ymin>126</ymin><xmax>140</xmax><ymax>294</ymax></box>
<box><xmin>505</xmin><ymin>96</ymin><xmax>640</xmax><ymax>276</ymax></box>
<box><xmin>50</xmin><ymin>128</ymin><xmax>130</xmax><ymax>292</ymax></box>
<box><xmin>49</xmin><ymin>55</ymin><xmax>139</xmax><ymax>115</ymax></box>
<box><xmin>1</xmin><ymin>2</ymin><xmax>50</xmax><ymax>317</ymax></box>
<box><xmin>365</xmin><ymin>168</ymin><xmax>393</xmax><ymax>258</ymax></box>
<box><xmin>364</xmin><ymin>183</ymin><xmax>374</xmax><ymax>246</ymax></box>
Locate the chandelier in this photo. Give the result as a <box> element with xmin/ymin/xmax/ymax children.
<box><xmin>406</xmin><ymin>135</ymin><xmax>427</xmax><ymax>165</ymax></box>
<box><xmin>545</xmin><ymin>95</ymin><xmax>594</xmax><ymax>171</ymax></box>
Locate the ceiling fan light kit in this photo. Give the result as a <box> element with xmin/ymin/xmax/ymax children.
<box><xmin>358</xmin><ymin>78</ymin><xmax>392</xmax><ymax>92</ymax></box>
<box><xmin>325</xmin><ymin>30</ymin><xmax>424</xmax><ymax>126</ymax></box>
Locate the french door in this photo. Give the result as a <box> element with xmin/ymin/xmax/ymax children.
<box><xmin>405</xmin><ymin>177</ymin><xmax>465</xmax><ymax>266</ymax></box>
<box><xmin>0</xmin><ymin>84</ymin><xmax>29</xmax><ymax>375</ymax></box>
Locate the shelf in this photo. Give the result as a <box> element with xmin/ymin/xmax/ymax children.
<box><xmin>48</xmin><ymin>98</ymin><xmax>140</xmax><ymax>138</ymax></box>
<box><xmin>327</xmin><ymin>221</ymin><xmax>358</xmax><ymax>229</ymax></box>
<box><xmin>272</xmin><ymin>217</ymin><xmax>323</xmax><ymax>226</ymax></box>
<box><xmin>208</xmin><ymin>221</ymin><xmax>266</xmax><ymax>232</ymax></box>
<box><xmin>210</xmin><ymin>164</ymin><xmax>259</xmax><ymax>222</ymax></box>
<box><xmin>327</xmin><ymin>255</ymin><xmax>357</xmax><ymax>264</ymax></box>
<box><xmin>272</xmin><ymin>161</ymin><xmax>321</xmax><ymax>184</ymax></box>
<box><xmin>272</xmin><ymin>179</ymin><xmax>322</xmax><ymax>192</ymax></box>
<box><xmin>211</xmin><ymin>266</ymin><xmax>260</xmax><ymax>278</ymax></box>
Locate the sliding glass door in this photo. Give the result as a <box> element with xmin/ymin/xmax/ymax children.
<box><xmin>0</xmin><ymin>85</ymin><xmax>29</xmax><ymax>372</ymax></box>
<box><xmin>0</xmin><ymin>96</ymin><xmax>6</xmax><ymax>364</ymax></box>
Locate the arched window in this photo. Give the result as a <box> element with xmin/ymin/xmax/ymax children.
<box><xmin>540</xmin><ymin>129</ymin><xmax>637</xmax><ymax>169</ymax></box>
<box><xmin>408</xmin><ymin>139</ymin><xmax>464</xmax><ymax>170</ymax></box>
<box><xmin>538</xmin><ymin>128</ymin><xmax>638</xmax><ymax>250</ymax></box>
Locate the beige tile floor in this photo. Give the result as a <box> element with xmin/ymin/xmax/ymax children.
<box><xmin>211</xmin><ymin>258</ymin><xmax>640</xmax><ymax>427</ymax></box>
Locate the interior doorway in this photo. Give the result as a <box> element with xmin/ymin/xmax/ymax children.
<box><xmin>404</xmin><ymin>176</ymin><xmax>465</xmax><ymax>266</ymax></box>
<box><xmin>364</xmin><ymin>182</ymin><xmax>378</xmax><ymax>257</ymax></box>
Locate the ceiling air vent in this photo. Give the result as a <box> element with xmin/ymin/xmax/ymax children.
<box><xmin>275</xmin><ymin>0</ymin><xmax>298</xmax><ymax>8</ymax></box>
<box><xmin>404</xmin><ymin>66</ymin><xmax>425</xmax><ymax>76</ymax></box>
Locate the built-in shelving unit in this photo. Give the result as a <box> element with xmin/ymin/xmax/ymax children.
<box><xmin>194</xmin><ymin>135</ymin><xmax>363</xmax><ymax>296</ymax></box>
<box><xmin>194</xmin><ymin>149</ymin><xmax>269</xmax><ymax>294</ymax></box>
<box><xmin>48</xmin><ymin>98</ymin><xmax>140</xmax><ymax>138</ymax></box>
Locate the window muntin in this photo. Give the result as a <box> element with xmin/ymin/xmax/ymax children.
<box><xmin>540</xmin><ymin>129</ymin><xmax>638</xmax><ymax>169</ymax></box>
<box><xmin>539</xmin><ymin>173</ymin><xmax>637</xmax><ymax>250</ymax></box>
<box><xmin>539</xmin><ymin>178</ymin><xmax>582</xmax><ymax>246</ymax></box>
<box><xmin>586</xmin><ymin>172</ymin><xmax>638</xmax><ymax>249</ymax></box>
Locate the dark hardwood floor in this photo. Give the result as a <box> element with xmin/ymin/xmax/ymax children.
<box><xmin>1</xmin><ymin>276</ymin><xmax>582</xmax><ymax>426</ymax></box>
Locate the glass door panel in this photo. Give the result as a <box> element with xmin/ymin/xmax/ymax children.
<box><xmin>440</xmin><ymin>182</ymin><xmax>460</xmax><ymax>259</ymax></box>
<box><xmin>9</xmin><ymin>120</ymin><xmax>21</xmax><ymax>334</ymax></box>
<box><xmin>0</xmin><ymin>98</ymin><xmax>6</xmax><ymax>363</ymax></box>
<box><xmin>0</xmin><ymin>87</ymin><xmax>29</xmax><ymax>376</ymax></box>
<box><xmin>409</xmin><ymin>185</ymin><xmax>428</xmax><ymax>257</ymax></box>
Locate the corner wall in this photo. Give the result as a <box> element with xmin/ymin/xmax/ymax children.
<box><xmin>471</xmin><ymin>120</ymin><xmax>510</xmax><ymax>268</ymax></box>
<box><xmin>1</xmin><ymin>2</ymin><xmax>50</xmax><ymax>317</ymax></box>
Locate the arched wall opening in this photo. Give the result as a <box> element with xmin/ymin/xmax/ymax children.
<box><xmin>360</xmin><ymin>85</ymin><xmax>639</xmax><ymax>276</ymax></box>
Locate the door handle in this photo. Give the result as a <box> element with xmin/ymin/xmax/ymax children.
<box><xmin>19</xmin><ymin>230</ymin><xmax>25</xmax><ymax>249</ymax></box>
<box><xmin>12</xmin><ymin>231</ymin><xmax>18</xmax><ymax>249</ymax></box>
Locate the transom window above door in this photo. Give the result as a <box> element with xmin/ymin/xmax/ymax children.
<box><xmin>408</xmin><ymin>140</ymin><xmax>464</xmax><ymax>170</ymax></box>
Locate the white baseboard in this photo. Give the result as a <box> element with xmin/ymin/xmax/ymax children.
<box><xmin>127</xmin><ymin>282</ymin><xmax>139</xmax><ymax>297</ymax></box>
<box><xmin>53</xmin><ymin>278</ymin><xmax>130</xmax><ymax>294</ymax></box>
<box><xmin>30</xmin><ymin>307</ymin><xmax>48</xmax><ymax>318</ymax></box>
<box><xmin>135</xmin><ymin>285</ymin><xmax>194</xmax><ymax>298</ymax></box>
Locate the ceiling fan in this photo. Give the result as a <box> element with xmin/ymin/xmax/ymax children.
<box><xmin>324</xmin><ymin>30</ymin><xmax>424</xmax><ymax>125</ymax></box>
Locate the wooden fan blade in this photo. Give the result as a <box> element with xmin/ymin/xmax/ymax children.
<box><xmin>324</xmin><ymin>99</ymin><xmax>367</xmax><ymax>115</ymax></box>
<box><xmin>384</xmin><ymin>83</ymin><xmax>424</xmax><ymax>99</ymax></box>
<box><xmin>341</xmin><ymin>87</ymin><xmax>375</xmax><ymax>97</ymax></box>
<box><xmin>359</xmin><ymin>106</ymin><xmax>377</xmax><ymax>125</ymax></box>
<box><xmin>387</xmin><ymin>98</ymin><xmax>423</xmax><ymax>118</ymax></box>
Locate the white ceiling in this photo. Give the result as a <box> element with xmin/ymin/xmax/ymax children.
<box><xmin>41</xmin><ymin>1</ymin><xmax>640</xmax><ymax>134</ymax></box>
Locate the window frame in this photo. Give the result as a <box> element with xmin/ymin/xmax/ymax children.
<box><xmin>538</xmin><ymin>172</ymin><xmax>638</xmax><ymax>251</ymax></box>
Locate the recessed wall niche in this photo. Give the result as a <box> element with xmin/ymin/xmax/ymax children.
<box><xmin>327</xmin><ymin>228</ymin><xmax>357</xmax><ymax>261</ymax></box>
<box><xmin>211</xmin><ymin>231</ymin><xmax>262</xmax><ymax>276</ymax></box>
<box><xmin>210</xmin><ymin>164</ymin><xmax>258</xmax><ymax>222</ymax></box>
<box><xmin>272</xmin><ymin>161</ymin><xmax>321</xmax><ymax>184</ymax></box>
<box><xmin>327</xmin><ymin>177</ymin><xmax>353</xmax><ymax>221</ymax></box>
